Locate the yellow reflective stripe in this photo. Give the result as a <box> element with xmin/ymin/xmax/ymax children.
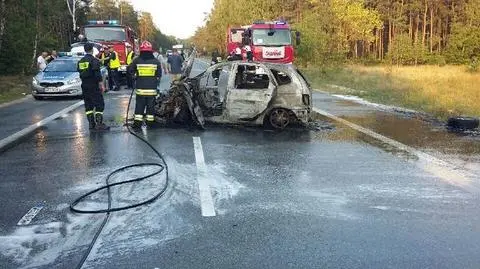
<box><xmin>146</xmin><ymin>115</ymin><xmax>155</xmax><ymax>121</ymax></box>
<box><xmin>127</xmin><ymin>52</ymin><xmax>134</xmax><ymax>65</ymax></box>
<box><xmin>134</xmin><ymin>114</ymin><xmax>144</xmax><ymax>120</ymax></box>
<box><xmin>86</xmin><ymin>111</ymin><xmax>94</xmax><ymax>115</ymax></box>
<box><xmin>109</xmin><ymin>52</ymin><xmax>121</xmax><ymax>69</ymax></box>
<box><xmin>94</xmin><ymin>111</ymin><xmax>103</xmax><ymax>115</ymax></box>
<box><xmin>137</xmin><ymin>64</ymin><xmax>157</xmax><ymax>77</ymax></box>
<box><xmin>79</xmin><ymin>62</ymin><xmax>89</xmax><ymax>70</ymax></box>
<box><xmin>135</xmin><ymin>89</ymin><xmax>157</xmax><ymax>96</ymax></box>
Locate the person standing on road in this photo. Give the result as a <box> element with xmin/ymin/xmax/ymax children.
<box><xmin>126</xmin><ymin>43</ymin><xmax>135</xmax><ymax>91</ymax></box>
<box><xmin>108</xmin><ymin>46</ymin><xmax>121</xmax><ymax>91</ymax></box>
<box><xmin>37</xmin><ymin>52</ymin><xmax>48</xmax><ymax>71</ymax></box>
<box><xmin>167</xmin><ymin>48</ymin><xmax>184</xmax><ymax>82</ymax></box>
<box><xmin>211</xmin><ymin>49</ymin><xmax>220</xmax><ymax>65</ymax></box>
<box><xmin>46</xmin><ymin>50</ymin><xmax>58</xmax><ymax>64</ymax></box>
<box><xmin>155</xmin><ymin>48</ymin><xmax>168</xmax><ymax>75</ymax></box>
<box><xmin>77</xmin><ymin>43</ymin><xmax>109</xmax><ymax>131</ymax></box>
<box><xmin>130</xmin><ymin>41</ymin><xmax>162</xmax><ymax>129</ymax></box>
<box><xmin>227</xmin><ymin>47</ymin><xmax>243</xmax><ymax>61</ymax></box>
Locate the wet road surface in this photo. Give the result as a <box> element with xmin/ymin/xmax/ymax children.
<box><xmin>313</xmin><ymin>93</ymin><xmax>480</xmax><ymax>175</ymax></box>
<box><xmin>0</xmin><ymin>60</ymin><xmax>479</xmax><ymax>269</ymax></box>
<box><xmin>0</xmin><ymin>97</ymin><xmax>80</xmax><ymax>142</ymax></box>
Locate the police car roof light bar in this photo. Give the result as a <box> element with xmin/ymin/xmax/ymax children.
<box><xmin>87</xmin><ymin>20</ymin><xmax>119</xmax><ymax>25</ymax></box>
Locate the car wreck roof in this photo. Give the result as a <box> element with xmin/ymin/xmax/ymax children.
<box><xmin>216</xmin><ymin>61</ymin><xmax>297</xmax><ymax>70</ymax></box>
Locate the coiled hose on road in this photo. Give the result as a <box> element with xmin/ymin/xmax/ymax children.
<box><xmin>69</xmin><ymin>87</ymin><xmax>170</xmax><ymax>269</ymax></box>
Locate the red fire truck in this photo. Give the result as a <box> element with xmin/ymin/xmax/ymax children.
<box><xmin>80</xmin><ymin>20</ymin><xmax>139</xmax><ymax>74</ymax></box>
<box><xmin>226</xmin><ymin>20</ymin><xmax>300</xmax><ymax>64</ymax></box>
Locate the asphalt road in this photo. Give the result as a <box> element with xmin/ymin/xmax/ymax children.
<box><xmin>0</xmin><ymin>60</ymin><xmax>479</xmax><ymax>269</ymax></box>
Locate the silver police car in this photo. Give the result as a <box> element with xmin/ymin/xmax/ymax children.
<box><xmin>32</xmin><ymin>55</ymin><xmax>108</xmax><ymax>100</ymax></box>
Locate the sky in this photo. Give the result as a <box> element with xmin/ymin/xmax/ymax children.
<box><xmin>128</xmin><ymin>0</ymin><xmax>214</xmax><ymax>39</ymax></box>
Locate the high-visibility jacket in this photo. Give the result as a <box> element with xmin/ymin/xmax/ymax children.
<box><xmin>126</xmin><ymin>51</ymin><xmax>134</xmax><ymax>65</ymax></box>
<box><xmin>109</xmin><ymin>51</ymin><xmax>121</xmax><ymax>69</ymax></box>
<box><xmin>77</xmin><ymin>54</ymin><xmax>102</xmax><ymax>86</ymax></box>
<box><xmin>131</xmin><ymin>55</ymin><xmax>162</xmax><ymax>96</ymax></box>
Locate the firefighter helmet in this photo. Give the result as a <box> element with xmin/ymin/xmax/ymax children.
<box><xmin>140</xmin><ymin>41</ymin><xmax>153</xmax><ymax>52</ymax></box>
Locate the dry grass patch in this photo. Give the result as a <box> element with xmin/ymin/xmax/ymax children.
<box><xmin>0</xmin><ymin>76</ymin><xmax>31</xmax><ymax>104</ymax></box>
<box><xmin>303</xmin><ymin>65</ymin><xmax>480</xmax><ymax>119</ymax></box>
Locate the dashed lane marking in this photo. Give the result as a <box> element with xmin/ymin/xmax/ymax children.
<box><xmin>17</xmin><ymin>206</ymin><xmax>44</xmax><ymax>226</ymax></box>
<box><xmin>193</xmin><ymin>137</ymin><xmax>216</xmax><ymax>217</ymax></box>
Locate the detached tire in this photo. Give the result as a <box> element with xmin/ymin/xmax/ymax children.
<box><xmin>447</xmin><ymin>117</ymin><xmax>479</xmax><ymax>130</ymax></box>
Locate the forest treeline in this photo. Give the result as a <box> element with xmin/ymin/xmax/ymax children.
<box><xmin>192</xmin><ymin>0</ymin><xmax>480</xmax><ymax>67</ymax></box>
<box><xmin>0</xmin><ymin>0</ymin><xmax>176</xmax><ymax>75</ymax></box>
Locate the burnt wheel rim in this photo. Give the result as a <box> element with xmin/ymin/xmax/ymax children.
<box><xmin>269</xmin><ymin>109</ymin><xmax>290</xmax><ymax>129</ymax></box>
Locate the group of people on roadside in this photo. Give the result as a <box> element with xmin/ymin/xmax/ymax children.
<box><xmin>211</xmin><ymin>44</ymin><xmax>253</xmax><ymax>66</ymax></box>
<box><xmin>36</xmin><ymin>50</ymin><xmax>58</xmax><ymax>71</ymax></box>
<box><xmin>77</xmin><ymin>40</ymin><xmax>189</xmax><ymax>132</ymax></box>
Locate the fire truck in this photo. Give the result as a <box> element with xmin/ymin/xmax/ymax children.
<box><xmin>226</xmin><ymin>20</ymin><xmax>300</xmax><ymax>64</ymax></box>
<box><xmin>80</xmin><ymin>20</ymin><xmax>139</xmax><ymax>74</ymax></box>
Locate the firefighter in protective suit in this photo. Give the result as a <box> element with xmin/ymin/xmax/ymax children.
<box><xmin>77</xmin><ymin>43</ymin><xmax>109</xmax><ymax>131</ymax></box>
<box><xmin>130</xmin><ymin>41</ymin><xmax>162</xmax><ymax>128</ymax></box>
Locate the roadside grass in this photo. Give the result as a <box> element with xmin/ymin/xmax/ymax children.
<box><xmin>0</xmin><ymin>75</ymin><xmax>31</xmax><ymax>104</ymax></box>
<box><xmin>302</xmin><ymin>65</ymin><xmax>480</xmax><ymax>119</ymax></box>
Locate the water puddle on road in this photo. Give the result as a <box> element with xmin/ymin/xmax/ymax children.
<box><xmin>315</xmin><ymin>97</ymin><xmax>480</xmax><ymax>176</ymax></box>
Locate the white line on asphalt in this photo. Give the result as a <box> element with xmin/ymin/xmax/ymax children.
<box><xmin>313</xmin><ymin>107</ymin><xmax>480</xmax><ymax>193</ymax></box>
<box><xmin>0</xmin><ymin>101</ymin><xmax>84</xmax><ymax>151</ymax></box>
<box><xmin>0</xmin><ymin>95</ymin><xmax>31</xmax><ymax>109</ymax></box>
<box><xmin>193</xmin><ymin>137</ymin><xmax>216</xmax><ymax>217</ymax></box>
<box><xmin>17</xmin><ymin>206</ymin><xmax>43</xmax><ymax>226</ymax></box>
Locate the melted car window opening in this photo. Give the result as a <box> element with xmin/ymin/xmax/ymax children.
<box><xmin>235</xmin><ymin>65</ymin><xmax>270</xmax><ymax>90</ymax></box>
<box><xmin>271</xmin><ymin>69</ymin><xmax>292</xmax><ymax>85</ymax></box>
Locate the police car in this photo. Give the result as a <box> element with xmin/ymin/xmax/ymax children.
<box><xmin>32</xmin><ymin>52</ymin><xmax>108</xmax><ymax>100</ymax></box>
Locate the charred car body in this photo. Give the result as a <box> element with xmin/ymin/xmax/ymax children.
<box><xmin>154</xmin><ymin>55</ymin><xmax>312</xmax><ymax>129</ymax></box>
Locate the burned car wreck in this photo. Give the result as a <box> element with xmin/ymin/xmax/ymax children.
<box><xmin>154</xmin><ymin>59</ymin><xmax>312</xmax><ymax>130</ymax></box>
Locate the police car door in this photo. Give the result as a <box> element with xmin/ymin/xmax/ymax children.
<box><xmin>225</xmin><ymin>62</ymin><xmax>276</xmax><ymax>121</ymax></box>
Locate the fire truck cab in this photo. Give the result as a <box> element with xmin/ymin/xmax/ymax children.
<box><xmin>81</xmin><ymin>20</ymin><xmax>138</xmax><ymax>74</ymax></box>
<box><xmin>227</xmin><ymin>20</ymin><xmax>300</xmax><ymax>64</ymax></box>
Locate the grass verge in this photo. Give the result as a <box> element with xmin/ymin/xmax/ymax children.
<box><xmin>302</xmin><ymin>65</ymin><xmax>480</xmax><ymax>119</ymax></box>
<box><xmin>0</xmin><ymin>75</ymin><xmax>31</xmax><ymax>105</ymax></box>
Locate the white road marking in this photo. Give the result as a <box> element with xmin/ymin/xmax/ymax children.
<box><xmin>0</xmin><ymin>101</ymin><xmax>84</xmax><ymax>150</ymax></box>
<box><xmin>193</xmin><ymin>137</ymin><xmax>216</xmax><ymax>217</ymax></box>
<box><xmin>313</xmin><ymin>107</ymin><xmax>480</xmax><ymax>193</ymax></box>
<box><xmin>17</xmin><ymin>206</ymin><xmax>43</xmax><ymax>226</ymax></box>
<box><xmin>0</xmin><ymin>95</ymin><xmax>31</xmax><ymax>109</ymax></box>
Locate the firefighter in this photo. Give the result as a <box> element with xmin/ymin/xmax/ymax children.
<box><xmin>77</xmin><ymin>43</ymin><xmax>109</xmax><ymax>131</ymax></box>
<box><xmin>130</xmin><ymin>41</ymin><xmax>162</xmax><ymax>129</ymax></box>
<box><xmin>227</xmin><ymin>47</ymin><xmax>243</xmax><ymax>61</ymax></box>
<box><xmin>99</xmin><ymin>45</ymin><xmax>109</xmax><ymax>66</ymax></box>
<box><xmin>245</xmin><ymin>45</ymin><xmax>253</xmax><ymax>61</ymax></box>
<box><xmin>126</xmin><ymin>43</ymin><xmax>135</xmax><ymax>90</ymax></box>
<box><xmin>103</xmin><ymin>45</ymin><xmax>121</xmax><ymax>91</ymax></box>
<box><xmin>109</xmin><ymin>46</ymin><xmax>121</xmax><ymax>91</ymax></box>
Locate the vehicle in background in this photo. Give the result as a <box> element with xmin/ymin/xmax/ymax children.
<box><xmin>80</xmin><ymin>20</ymin><xmax>138</xmax><ymax>75</ymax></box>
<box><xmin>155</xmin><ymin>57</ymin><xmax>312</xmax><ymax>130</ymax></box>
<box><xmin>172</xmin><ymin>44</ymin><xmax>184</xmax><ymax>54</ymax></box>
<box><xmin>32</xmin><ymin>53</ymin><xmax>109</xmax><ymax>100</ymax></box>
<box><xmin>70</xmin><ymin>42</ymin><xmax>103</xmax><ymax>56</ymax></box>
<box><xmin>226</xmin><ymin>20</ymin><xmax>300</xmax><ymax>64</ymax></box>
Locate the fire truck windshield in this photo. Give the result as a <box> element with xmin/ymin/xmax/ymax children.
<box><xmin>252</xmin><ymin>29</ymin><xmax>291</xmax><ymax>46</ymax></box>
<box><xmin>84</xmin><ymin>27</ymin><xmax>126</xmax><ymax>41</ymax></box>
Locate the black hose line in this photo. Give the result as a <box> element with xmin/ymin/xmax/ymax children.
<box><xmin>70</xmin><ymin>86</ymin><xmax>170</xmax><ymax>269</ymax></box>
